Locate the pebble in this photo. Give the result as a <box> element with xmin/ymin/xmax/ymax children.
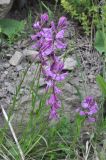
<box><xmin>64</xmin><ymin>57</ymin><xmax>77</xmax><ymax>71</ymax></box>
<box><xmin>3</xmin><ymin>63</ymin><xmax>10</xmax><ymax>68</ymax></box>
<box><xmin>16</xmin><ymin>65</ymin><xmax>23</xmax><ymax>72</ymax></box>
<box><xmin>6</xmin><ymin>83</ymin><xmax>15</xmax><ymax>94</ymax></box>
<box><xmin>9</xmin><ymin>51</ymin><xmax>24</xmax><ymax>66</ymax></box>
<box><xmin>4</xmin><ymin>71</ymin><xmax>8</xmax><ymax>75</ymax></box>
<box><xmin>23</xmin><ymin>49</ymin><xmax>39</xmax><ymax>62</ymax></box>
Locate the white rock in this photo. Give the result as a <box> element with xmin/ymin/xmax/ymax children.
<box><xmin>64</xmin><ymin>57</ymin><xmax>77</xmax><ymax>70</ymax></box>
<box><xmin>9</xmin><ymin>51</ymin><xmax>23</xmax><ymax>66</ymax></box>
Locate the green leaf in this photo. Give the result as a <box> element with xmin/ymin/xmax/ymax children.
<box><xmin>96</xmin><ymin>75</ymin><xmax>106</xmax><ymax>96</ymax></box>
<box><xmin>0</xmin><ymin>19</ymin><xmax>25</xmax><ymax>42</ymax></box>
<box><xmin>94</xmin><ymin>30</ymin><xmax>106</xmax><ymax>54</ymax></box>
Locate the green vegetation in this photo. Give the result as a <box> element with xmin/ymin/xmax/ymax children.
<box><xmin>0</xmin><ymin>19</ymin><xmax>25</xmax><ymax>44</ymax></box>
<box><xmin>61</xmin><ymin>0</ymin><xmax>102</xmax><ymax>34</ymax></box>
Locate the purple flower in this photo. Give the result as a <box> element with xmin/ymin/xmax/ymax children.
<box><xmin>47</xmin><ymin>94</ymin><xmax>56</xmax><ymax>105</ymax></box>
<box><xmin>44</xmin><ymin>66</ymin><xmax>67</xmax><ymax>82</ymax></box>
<box><xmin>76</xmin><ymin>96</ymin><xmax>98</xmax><ymax>123</ymax></box>
<box><xmin>41</xmin><ymin>13</ymin><xmax>49</xmax><ymax>24</ymax></box>
<box><xmin>88</xmin><ymin>117</ymin><xmax>96</xmax><ymax>122</ymax></box>
<box><xmin>40</xmin><ymin>40</ymin><xmax>53</xmax><ymax>57</ymax></box>
<box><xmin>51</xmin><ymin>21</ymin><xmax>56</xmax><ymax>31</ymax></box>
<box><xmin>33</xmin><ymin>21</ymin><xmax>41</xmax><ymax>30</ymax></box>
<box><xmin>54</xmin><ymin>39</ymin><xmax>67</xmax><ymax>49</ymax></box>
<box><xmin>40</xmin><ymin>28</ymin><xmax>67</xmax><ymax>57</ymax></box>
<box><xmin>51</xmin><ymin>57</ymin><xmax>64</xmax><ymax>72</ymax></box>
<box><xmin>58</xmin><ymin>16</ymin><xmax>68</xmax><ymax>29</ymax></box>
<box><xmin>56</xmin><ymin>30</ymin><xmax>65</xmax><ymax>39</ymax></box>
<box><xmin>54</xmin><ymin>86</ymin><xmax>62</xmax><ymax>94</ymax></box>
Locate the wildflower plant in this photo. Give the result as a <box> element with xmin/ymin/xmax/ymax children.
<box><xmin>31</xmin><ymin>13</ymin><xmax>68</xmax><ymax>119</ymax></box>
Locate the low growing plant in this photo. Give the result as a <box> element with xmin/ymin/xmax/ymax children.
<box><xmin>61</xmin><ymin>0</ymin><xmax>102</xmax><ymax>34</ymax></box>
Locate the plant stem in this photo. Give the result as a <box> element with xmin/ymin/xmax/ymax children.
<box><xmin>1</xmin><ymin>105</ymin><xmax>25</xmax><ymax>160</ymax></box>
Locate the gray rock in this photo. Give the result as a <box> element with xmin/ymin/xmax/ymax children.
<box><xmin>9</xmin><ymin>51</ymin><xmax>24</xmax><ymax>66</ymax></box>
<box><xmin>0</xmin><ymin>0</ymin><xmax>13</xmax><ymax>19</ymax></box>
<box><xmin>16</xmin><ymin>65</ymin><xmax>23</xmax><ymax>72</ymax></box>
<box><xmin>4</xmin><ymin>71</ymin><xmax>8</xmax><ymax>75</ymax></box>
<box><xmin>64</xmin><ymin>57</ymin><xmax>77</xmax><ymax>70</ymax></box>
<box><xmin>0</xmin><ymin>74</ymin><xmax>6</xmax><ymax>82</ymax></box>
<box><xmin>3</xmin><ymin>62</ymin><xmax>10</xmax><ymax>68</ymax></box>
<box><xmin>0</xmin><ymin>90</ymin><xmax>6</xmax><ymax>98</ymax></box>
<box><xmin>23</xmin><ymin>49</ymin><xmax>39</xmax><ymax>62</ymax></box>
<box><xmin>5</xmin><ymin>82</ymin><xmax>15</xmax><ymax>94</ymax></box>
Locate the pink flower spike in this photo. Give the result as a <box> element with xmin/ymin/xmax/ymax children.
<box><xmin>31</xmin><ymin>14</ymin><xmax>68</xmax><ymax>121</ymax></box>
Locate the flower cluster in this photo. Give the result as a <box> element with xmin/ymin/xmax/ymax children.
<box><xmin>31</xmin><ymin>13</ymin><xmax>68</xmax><ymax>119</ymax></box>
<box><xmin>76</xmin><ymin>96</ymin><xmax>98</xmax><ymax>122</ymax></box>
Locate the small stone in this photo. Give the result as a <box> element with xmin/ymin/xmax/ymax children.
<box><xmin>4</xmin><ymin>71</ymin><xmax>8</xmax><ymax>75</ymax></box>
<box><xmin>64</xmin><ymin>57</ymin><xmax>77</xmax><ymax>70</ymax></box>
<box><xmin>5</xmin><ymin>82</ymin><xmax>15</xmax><ymax>94</ymax></box>
<box><xmin>23</xmin><ymin>49</ymin><xmax>39</xmax><ymax>62</ymax></box>
<box><xmin>38</xmin><ymin>77</ymin><xmax>45</xmax><ymax>87</ymax></box>
<box><xmin>16</xmin><ymin>65</ymin><xmax>23</xmax><ymax>72</ymax></box>
<box><xmin>0</xmin><ymin>74</ymin><xmax>6</xmax><ymax>82</ymax></box>
<box><xmin>4</xmin><ymin>82</ymin><xmax>10</xmax><ymax>86</ymax></box>
<box><xmin>88</xmin><ymin>74</ymin><xmax>95</xmax><ymax>80</ymax></box>
<box><xmin>0</xmin><ymin>90</ymin><xmax>6</xmax><ymax>98</ymax></box>
<box><xmin>6</xmin><ymin>54</ymin><xmax>12</xmax><ymax>59</ymax></box>
<box><xmin>3</xmin><ymin>63</ymin><xmax>10</xmax><ymax>68</ymax></box>
<box><xmin>0</xmin><ymin>64</ymin><xmax>4</xmax><ymax>70</ymax></box>
<box><xmin>9</xmin><ymin>51</ymin><xmax>24</xmax><ymax>66</ymax></box>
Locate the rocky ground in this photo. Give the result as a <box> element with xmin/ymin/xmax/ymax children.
<box><xmin>0</xmin><ymin>9</ymin><xmax>103</xmax><ymax>130</ymax></box>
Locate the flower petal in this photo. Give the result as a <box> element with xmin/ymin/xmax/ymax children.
<box><xmin>55</xmin><ymin>39</ymin><xmax>67</xmax><ymax>49</ymax></box>
<box><xmin>56</xmin><ymin>30</ymin><xmax>65</xmax><ymax>39</ymax></box>
<box><xmin>41</xmin><ymin>13</ymin><xmax>49</xmax><ymax>24</ymax></box>
<box><xmin>58</xmin><ymin>16</ymin><xmax>68</xmax><ymax>29</ymax></box>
